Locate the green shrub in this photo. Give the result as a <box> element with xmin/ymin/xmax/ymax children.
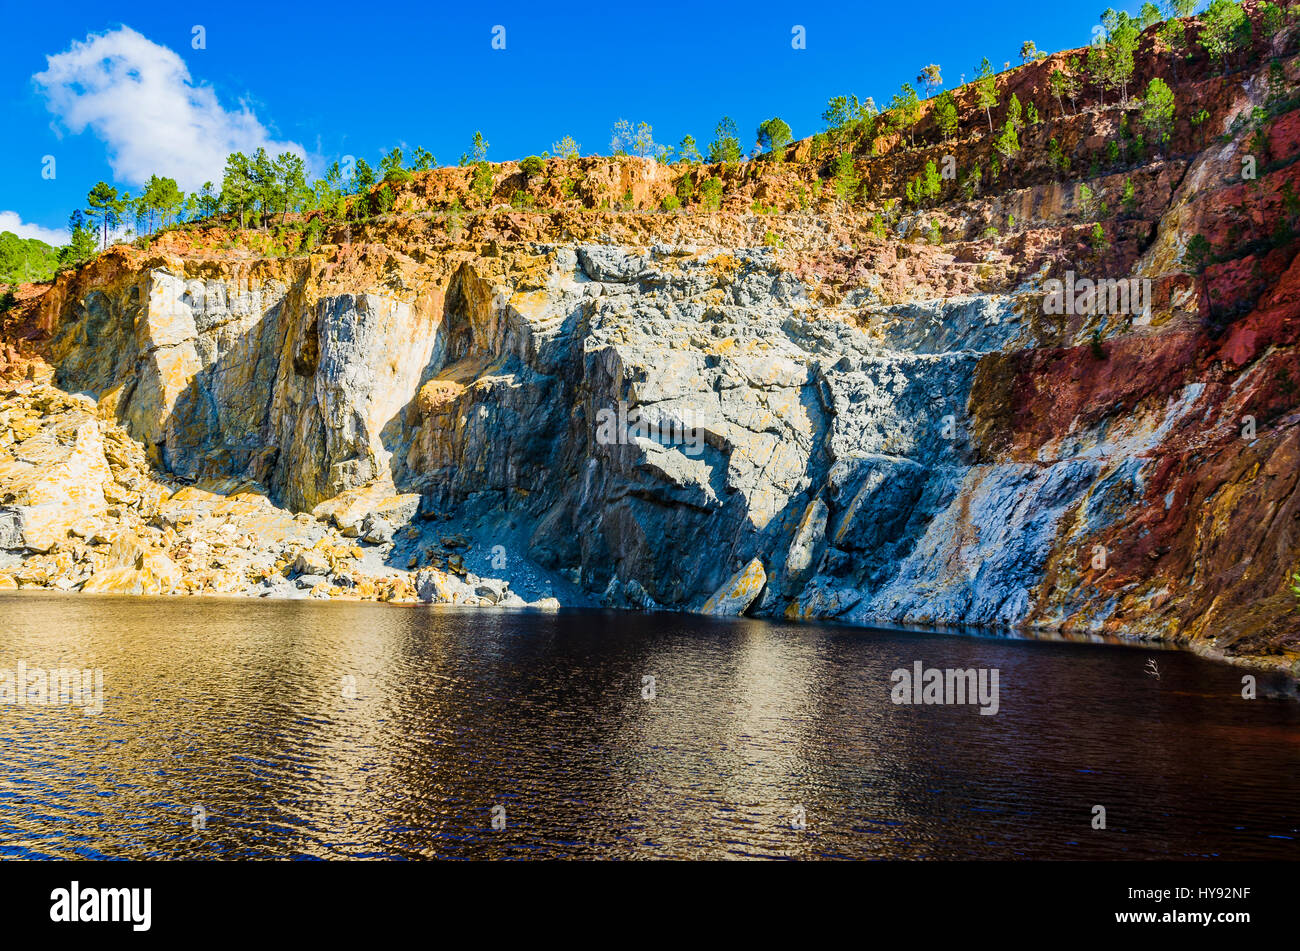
<box><xmin>832</xmin><ymin>153</ymin><xmax>860</xmax><ymax>202</ymax></box>
<box><xmin>1048</xmin><ymin>138</ymin><xmax>1071</xmax><ymax>175</ymax></box>
<box><xmin>471</xmin><ymin>162</ymin><xmax>494</xmax><ymax>203</ymax></box>
<box><xmin>675</xmin><ymin>176</ymin><xmax>695</xmax><ymax>204</ymax></box>
<box><xmin>371</xmin><ymin>184</ymin><xmax>395</xmax><ymax>216</ymax></box>
<box><xmin>699</xmin><ymin>176</ymin><xmax>723</xmax><ymax>210</ymax></box>
<box><xmin>1182</xmin><ymin>233</ymin><xmax>1213</xmax><ymax>273</ymax></box>
<box><xmin>303</xmin><ymin>219</ymin><xmax>323</xmax><ymax>251</ymax></box>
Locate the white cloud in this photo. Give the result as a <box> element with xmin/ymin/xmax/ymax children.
<box><xmin>0</xmin><ymin>211</ymin><xmax>69</xmax><ymax>245</ymax></box>
<box><xmin>33</xmin><ymin>26</ymin><xmax>306</xmax><ymax>192</ymax></box>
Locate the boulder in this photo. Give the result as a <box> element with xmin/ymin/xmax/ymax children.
<box><xmin>0</xmin><ymin>508</ymin><xmax>24</xmax><ymax>551</ymax></box>
<box><xmin>415</xmin><ymin>567</ymin><xmax>478</xmax><ymax>604</ymax></box>
<box><xmin>782</xmin><ymin>498</ymin><xmax>828</xmax><ymax>593</ymax></box>
<box><xmin>292</xmin><ymin>549</ymin><xmax>331</xmax><ymax>576</ymax></box>
<box><xmin>82</xmin><ymin>551</ymin><xmax>182</xmax><ymax>595</ymax></box>
<box><xmin>473</xmin><ymin>578</ymin><xmax>510</xmax><ymax>603</ymax></box>
<box><xmin>701</xmin><ymin>558</ymin><xmax>766</xmax><ymax>616</ymax></box>
<box><xmin>361</xmin><ymin>515</ymin><xmax>394</xmax><ymax>545</ymax></box>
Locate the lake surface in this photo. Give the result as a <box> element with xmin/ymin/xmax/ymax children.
<box><xmin>0</xmin><ymin>592</ymin><xmax>1296</xmax><ymax>860</ymax></box>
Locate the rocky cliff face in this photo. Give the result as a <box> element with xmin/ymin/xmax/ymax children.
<box><xmin>2</xmin><ymin>10</ymin><xmax>1299</xmax><ymax>673</ymax></box>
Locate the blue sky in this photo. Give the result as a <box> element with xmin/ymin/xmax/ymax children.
<box><xmin>0</xmin><ymin>0</ymin><xmax>1148</xmax><ymax>243</ymax></box>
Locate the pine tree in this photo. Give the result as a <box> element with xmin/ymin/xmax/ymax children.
<box><xmin>550</xmin><ymin>136</ymin><xmax>581</xmax><ymax>159</ymax></box>
<box><xmin>380</xmin><ymin>147</ymin><xmax>406</xmax><ymax>180</ymax></box>
<box><xmin>1007</xmin><ymin>93</ymin><xmax>1024</xmax><ymax>130</ymax></box>
<box><xmin>196</xmin><ymin>182</ymin><xmax>219</xmax><ymax>219</ymax></box>
<box><xmin>470</xmin><ymin>132</ymin><xmax>489</xmax><ymax>163</ymax></box>
<box><xmin>1140</xmin><ymin>77</ymin><xmax>1177</xmax><ymax>145</ymax></box>
<box><xmin>1050</xmin><ymin>68</ymin><xmax>1079</xmax><ymax>116</ymax></box>
<box><xmin>756</xmin><ymin>118</ymin><xmax>793</xmax><ymax>155</ymax></box>
<box><xmin>934</xmin><ymin>91</ymin><xmax>959</xmax><ymax>139</ymax></box>
<box><xmin>916</xmin><ymin>64</ymin><xmax>942</xmax><ymax>98</ymax></box>
<box><xmin>274</xmin><ymin>153</ymin><xmax>307</xmax><ymax>224</ymax></box>
<box><xmin>889</xmin><ymin>83</ymin><xmax>922</xmax><ymax>146</ymax></box>
<box><xmin>609</xmin><ymin>119</ymin><xmax>634</xmax><ymax>156</ymax></box>
<box><xmin>221</xmin><ymin>152</ymin><xmax>253</xmax><ymax>229</ymax></box>
<box><xmin>85</xmin><ymin>181</ymin><xmax>120</xmax><ymax>249</ymax></box>
<box><xmin>822</xmin><ymin>95</ymin><xmax>860</xmax><ymax>132</ymax></box>
<box><xmin>410</xmin><ymin>147</ymin><xmax>437</xmax><ymax>171</ymax></box>
<box><xmin>460</xmin><ymin>132</ymin><xmax>489</xmax><ymax>166</ymax></box>
<box><xmin>1108</xmin><ymin>15</ymin><xmax>1140</xmax><ymax>104</ymax></box>
<box><xmin>353</xmin><ymin>158</ymin><xmax>377</xmax><ymax>219</ymax></box>
<box><xmin>920</xmin><ymin>160</ymin><xmax>942</xmax><ymax>203</ymax></box>
<box><xmin>1086</xmin><ymin>44</ymin><xmax>1110</xmax><ymax>106</ymax></box>
<box><xmin>994</xmin><ymin>119</ymin><xmax>1021</xmax><ymax>159</ymax></box>
<box><xmin>251</xmin><ymin>148</ymin><xmax>276</xmax><ymax>227</ymax></box>
<box><xmin>1200</xmin><ymin>0</ymin><xmax>1252</xmax><ymax>73</ymax></box>
<box><xmin>632</xmin><ymin>122</ymin><xmax>663</xmax><ymax>159</ymax></box>
<box><xmin>708</xmin><ymin>117</ymin><xmax>741</xmax><ymax>164</ymax></box>
<box><xmin>975</xmin><ymin>58</ymin><xmax>999</xmax><ymax>132</ymax></box>
<box><xmin>1159</xmin><ymin>18</ymin><xmax>1187</xmax><ymax>81</ymax></box>
<box><xmin>832</xmin><ymin>153</ymin><xmax>859</xmax><ymax>202</ymax></box>
<box><xmin>676</xmin><ymin>135</ymin><xmax>701</xmax><ymax>164</ymax></box>
<box><xmin>60</xmin><ymin>209</ymin><xmax>98</xmax><ymax>264</ymax></box>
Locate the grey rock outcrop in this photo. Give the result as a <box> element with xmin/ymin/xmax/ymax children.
<box><xmin>32</xmin><ymin>239</ymin><xmax>1218</xmax><ymax>640</ymax></box>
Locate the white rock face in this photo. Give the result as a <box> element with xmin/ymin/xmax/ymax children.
<box><xmin>40</xmin><ymin>243</ymin><xmax>1162</xmax><ymax>630</ymax></box>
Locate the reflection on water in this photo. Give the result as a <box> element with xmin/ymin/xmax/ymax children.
<box><xmin>0</xmin><ymin>592</ymin><xmax>1295</xmax><ymax>860</ymax></box>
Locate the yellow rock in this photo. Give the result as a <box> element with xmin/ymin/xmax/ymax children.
<box><xmin>1</xmin><ymin>417</ymin><xmax>112</xmax><ymax>551</ymax></box>
<box><xmin>311</xmin><ymin>481</ymin><xmax>420</xmax><ymax>534</ymax></box>
<box><xmin>701</xmin><ymin>558</ymin><xmax>766</xmax><ymax>616</ymax></box>
<box><xmin>82</xmin><ymin>551</ymin><xmax>182</xmax><ymax>595</ymax></box>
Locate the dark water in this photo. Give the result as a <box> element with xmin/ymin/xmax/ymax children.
<box><xmin>0</xmin><ymin>592</ymin><xmax>1296</xmax><ymax>860</ymax></box>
